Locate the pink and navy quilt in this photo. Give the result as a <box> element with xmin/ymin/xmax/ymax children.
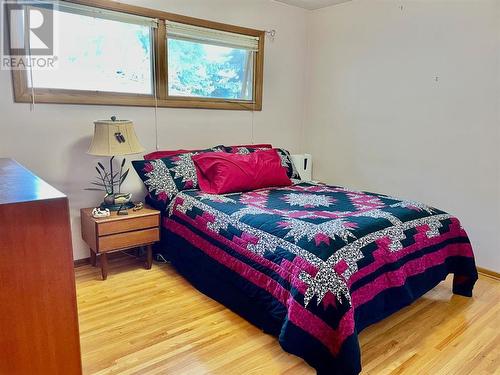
<box><xmin>161</xmin><ymin>182</ymin><xmax>477</xmax><ymax>375</ymax></box>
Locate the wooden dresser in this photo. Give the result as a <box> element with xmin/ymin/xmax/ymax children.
<box><xmin>0</xmin><ymin>159</ymin><xmax>82</xmax><ymax>375</ymax></box>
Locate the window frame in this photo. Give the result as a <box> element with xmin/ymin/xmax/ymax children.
<box><xmin>10</xmin><ymin>0</ymin><xmax>265</xmax><ymax>111</ymax></box>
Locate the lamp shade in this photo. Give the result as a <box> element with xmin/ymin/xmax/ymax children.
<box><xmin>88</xmin><ymin>119</ymin><xmax>144</xmax><ymax>156</ymax></box>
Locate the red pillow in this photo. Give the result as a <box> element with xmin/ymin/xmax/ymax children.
<box><xmin>193</xmin><ymin>149</ymin><xmax>291</xmax><ymax>194</ymax></box>
<box><xmin>226</xmin><ymin>143</ymin><xmax>272</xmax><ymax>152</ymax></box>
<box><xmin>230</xmin><ymin>144</ymin><xmax>272</xmax><ymax>148</ymax></box>
<box><xmin>144</xmin><ymin>149</ymin><xmax>199</xmax><ymax>160</ymax></box>
<box><xmin>144</xmin><ymin>144</ymin><xmax>272</xmax><ymax>160</ymax></box>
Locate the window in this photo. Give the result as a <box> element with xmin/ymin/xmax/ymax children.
<box><xmin>30</xmin><ymin>4</ymin><xmax>154</xmax><ymax>94</ymax></box>
<box><xmin>167</xmin><ymin>39</ymin><xmax>253</xmax><ymax>101</ymax></box>
<box><xmin>166</xmin><ymin>22</ymin><xmax>258</xmax><ymax>101</ymax></box>
<box><xmin>9</xmin><ymin>0</ymin><xmax>265</xmax><ymax>110</ymax></box>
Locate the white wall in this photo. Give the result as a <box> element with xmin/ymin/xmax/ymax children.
<box><xmin>2</xmin><ymin>0</ymin><xmax>498</xmax><ymax>272</ymax></box>
<box><xmin>304</xmin><ymin>0</ymin><xmax>500</xmax><ymax>271</ymax></box>
<box><xmin>0</xmin><ymin>0</ymin><xmax>308</xmax><ymax>260</ymax></box>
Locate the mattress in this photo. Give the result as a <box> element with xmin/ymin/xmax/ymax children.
<box><xmin>160</xmin><ymin>182</ymin><xmax>477</xmax><ymax>375</ymax></box>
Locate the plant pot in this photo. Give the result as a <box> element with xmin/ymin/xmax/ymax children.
<box><xmin>101</xmin><ymin>193</ymin><xmax>133</xmax><ymax>211</ymax></box>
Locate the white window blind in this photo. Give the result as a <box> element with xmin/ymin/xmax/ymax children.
<box><xmin>31</xmin><ymin>0</ymin><xmax>158</xmax><ymax>28</ymax></box>
<box><xmin>166</xmin><ymin>21</ymin><xmax>259</xmax><ymax>51</ymax></box>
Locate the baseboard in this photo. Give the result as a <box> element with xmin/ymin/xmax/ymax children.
<box><xmin>73</xmin><ymin>251</ymin><xmax>141</xmax><ymax>268</ymax></box>
<box><xmin>477</xmin><ymin>267</ymin><xmax>500</xmax><ymax>281</ymax></box>
<box><xmin>74</xmin><ymin>257</ymin><xmax>90</xmax><ymax>267</ymax></box>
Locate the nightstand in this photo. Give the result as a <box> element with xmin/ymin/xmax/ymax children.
<box><xmin>80</xmin><ymin>206</ymin><xmax>160</xmax><ymax>280</ymax></box>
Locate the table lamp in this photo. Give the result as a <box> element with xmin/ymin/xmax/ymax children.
<box><xmin>86</xmin><ymin>116</ymin><xmax>144</xmax><ymax>211</ymax></box>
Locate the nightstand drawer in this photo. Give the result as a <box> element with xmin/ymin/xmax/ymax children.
<box><xmin>98</xmin><ymin>228</ymin><xmax>160</xmax><ymax>252</ymax></box>
<box><xmin>98</xmin><ymin>215</ymin><xmax>159</xmax><ymax>236</ymax></box>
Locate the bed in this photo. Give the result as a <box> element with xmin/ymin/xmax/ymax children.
<box><xmin>157</xmin><ymin>181</ymin><xmax>477</xmax><ymax>375</ymax></box>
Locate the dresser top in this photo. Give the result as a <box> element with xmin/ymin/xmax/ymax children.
<box><xmin>0</xmin><ymin>158</ymin><xmax>66</xmax><ymax>205</ymax></box>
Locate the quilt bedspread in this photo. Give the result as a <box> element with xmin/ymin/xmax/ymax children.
<box><xmin>162</xmin><ymin>182</ymin><xmax>477</xmax><ymax>374</ymax></box>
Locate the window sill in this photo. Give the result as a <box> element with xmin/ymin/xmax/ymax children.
<box><xmin>13</xmin><ymin>88</ymin><xmax>262</xmax><ymax>111</ymax></box>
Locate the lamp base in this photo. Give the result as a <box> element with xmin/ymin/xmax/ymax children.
<box><xmin>100</xmin><ymin>201</ymin><xmax>135</xmax><ymax>212</ymax></box>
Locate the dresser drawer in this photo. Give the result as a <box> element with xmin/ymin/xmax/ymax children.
<box><xmin>97</xmin><ymin>214</ymin><xmax>159</xmax><ymax>236</ymax></box>
<box><xmin>98</xmin><ymin>228</ymin><xmax>160</xmax><ymax>252</ymax></box>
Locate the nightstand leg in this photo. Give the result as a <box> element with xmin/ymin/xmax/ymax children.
<box><xmin>100</xmin><ymin>253</ymin><xmax>108</xmax><ymax>280</ymax></box>
<box><xmin>145</xmin><ymin>245</ymin><xmax>152</xmax><ymax>270</ymax></box>
<box><xmin>90</xmin><ymin>249</ymin><xmax>97</xmax><ymax>267</ymax></box>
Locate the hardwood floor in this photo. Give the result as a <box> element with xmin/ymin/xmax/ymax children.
<box><xmin>76</xmin><ymin>254</ymin><xmax>500</xmax><ymax>375</ymax></box>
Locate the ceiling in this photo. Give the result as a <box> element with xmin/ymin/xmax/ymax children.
<box><xmin>273</xmin><ymin>0</ymin><xmax>352</xmax><ymax>10</ymax></box>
